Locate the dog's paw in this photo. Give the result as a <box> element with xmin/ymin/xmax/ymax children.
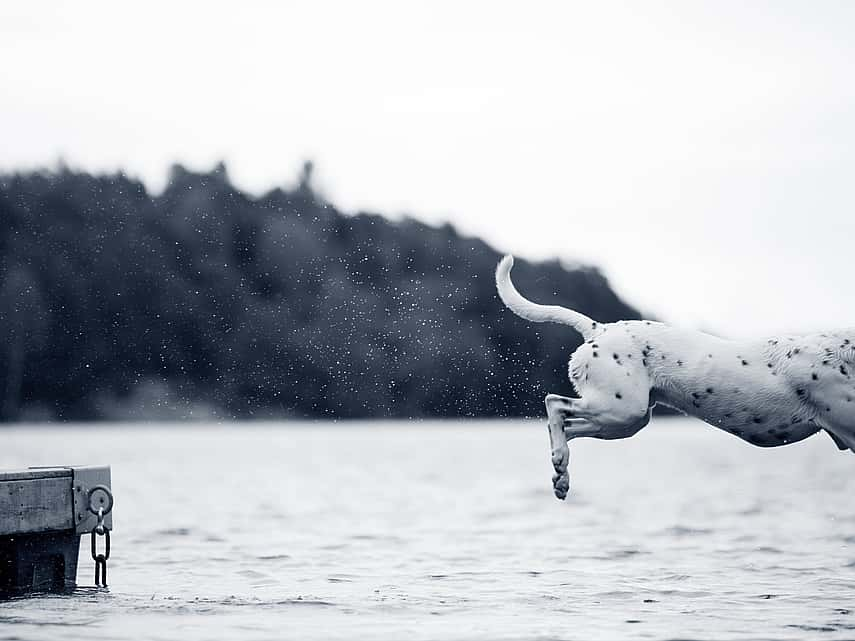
<box><xmin>552</xmin><ymin>470</ymin><xmax>570</xmax><ymax>500</ymax></box>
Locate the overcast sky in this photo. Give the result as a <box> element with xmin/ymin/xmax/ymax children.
<box><xmin>2</xmin><ymin>1</ymin><xmax>854</xmax><ymax>338</ymax></box>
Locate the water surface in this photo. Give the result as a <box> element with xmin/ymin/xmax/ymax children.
<box><xmin>1</xmin><ymin>419</ymin><xmax>854</xmax><ymax>640</ymax></box>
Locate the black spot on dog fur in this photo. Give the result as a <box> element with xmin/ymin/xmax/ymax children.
<box><xmin>741</xmin><ymin>360</ymin><xmax>749</xmax><ymax>366</ymax></box>
<box><xmin>841</xmin><ymin>365</ymin><xmax>849</xmax><ymax>376</ymax></box>
<box><xmin>677</xmin><ymin>360</ymin><xmax>683</xmax><ymax>366</ymax></box>
<box><xmin>812</xmin><ymin>373</ymin><xmax>818</xmax><ymax>380</ymax></box>
<box><xmin>615</xmin><ymin>392</ymin><xmax>622</xmax><ymax>399</ymax></box>
<box><xmin>593</xmin><ymin>351</ymin><xmax>599</xmax><ymax>358</ymax></box>
<box><xmin>796</xmin><ymin>389</ymin><xmax>805</xmax><ymax>397</ymax></box>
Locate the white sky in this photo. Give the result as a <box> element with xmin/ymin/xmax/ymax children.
<box><xmin>2</xmin><ymin>1</ymin><xmax>854</xmax><ymax>338</ymax></box>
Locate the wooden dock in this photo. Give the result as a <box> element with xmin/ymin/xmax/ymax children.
<box><xmin>0</xmin><ymin>466</ymin><xmax>112</xmax><ymax>595</ymax></box>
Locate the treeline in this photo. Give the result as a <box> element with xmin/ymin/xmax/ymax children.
<box><xmin>0</xmin><ymin>163</ymin><xmax>641</xmax><ymax>421</ymax></box>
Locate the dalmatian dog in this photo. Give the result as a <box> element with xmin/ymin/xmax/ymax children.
<box><xmin>496</xmin><ymin>255</ymin><xmax>855</xmax><ymax>500</ymax></box>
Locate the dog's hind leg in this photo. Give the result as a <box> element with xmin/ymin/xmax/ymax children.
<box><xmin>545</xmin><ymin>393</ymin><xmax>587</xmax><ymax>499</ymax></box>
<box><xmin>545</xmin><ymin>388</ymin><xmax>652</xmax><ymax>498</ymax></box>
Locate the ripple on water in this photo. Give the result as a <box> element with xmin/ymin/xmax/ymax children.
<box><xmin>154</xmin><ymin>527</ymin><xmax>194</xmax><ymax>537</ymax></box>
<box><xmin>128</xmin><ymin>594</ymin><xmax>339</xmax><ymax>613</ymax></box>
<box><xmin>659</xmin><ymin>525</ymin><xmax>716</xmax><ymax>537</ymax></box>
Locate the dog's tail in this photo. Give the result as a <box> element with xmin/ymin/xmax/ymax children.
<box><xmin>495</xmin><ymin>255</ymin><xmax>598</xmax><ymax>340</ymax></box>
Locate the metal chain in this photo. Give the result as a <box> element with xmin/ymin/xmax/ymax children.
<box><xmin>88</xmin><ymin>486</ymin><xmax>113</xmax><ymax>587</ymax></box>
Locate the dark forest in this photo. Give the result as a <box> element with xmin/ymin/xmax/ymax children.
<box><xmin>0</xmin><ymin>163</ymin><xmax>641</xmax><ymax>421</ymax></box>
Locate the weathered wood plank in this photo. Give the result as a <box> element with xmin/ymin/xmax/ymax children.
<box><xmin>0</xmin><ymin>477</ymin><xmax>73</xmax><ymax>536</ymax></box>
<box><xmin>0</xmin><ymin>468</ymin><xmax>71</xmax><ymax>482</ymax></box>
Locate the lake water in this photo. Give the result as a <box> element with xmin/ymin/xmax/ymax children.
<box><xmin>1</xmin><ymin>419</ymin><xmax>854</xmax><ymax>640</ymax></box>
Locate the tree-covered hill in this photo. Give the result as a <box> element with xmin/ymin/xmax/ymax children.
<box><xmin>0</xmin><ymin>163</ymin><xmax>641</xmax><ymax>421</ymax></box>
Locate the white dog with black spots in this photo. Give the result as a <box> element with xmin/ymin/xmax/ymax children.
<box><xmin>496</xmin><ymin>255</ymin><xmax>855</xmax><ymax>500</ymax></box>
